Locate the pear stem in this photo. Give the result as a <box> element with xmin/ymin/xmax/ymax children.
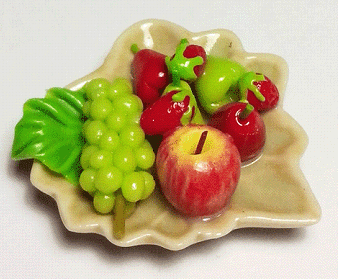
<box><xmin>194</xmin><ymin>131</ymin><xmax>208</xmax><ymax>155</ymax></box>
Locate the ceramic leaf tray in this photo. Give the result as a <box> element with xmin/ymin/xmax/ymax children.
<box><xmin>29</xmin><ymin>19</ymin><xmax>321</xmax><ymax>251</ymax></box>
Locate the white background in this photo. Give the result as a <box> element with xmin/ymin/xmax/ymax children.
<box><xmin>1</xmin><ymin>1</ymin><xmax>337</xmax><ymax>278</ymax></box>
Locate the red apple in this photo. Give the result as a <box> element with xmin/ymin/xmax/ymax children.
<box><xmin>156</xmin><ymin>125</ymin><xmax>241</xmax><ymax>217</ymax></box>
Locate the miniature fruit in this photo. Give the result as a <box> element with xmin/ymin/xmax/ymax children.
<box><xmin>246</xmin><ymin>74</ymin><xmax>279</xmax><ymax>112</ymax></box>
<box><xmin>80</xmin><ymin>77</ymin><xmax>156</xmax><ymax>239</ymax></box>
<box><xmin>140</xmin><ymin>80</ymin><xmax>204</xmax><ymax>136</ymax></box>
<box><xmin>195</xmin><ymin>56</ymin><xmax>265</xmax><ymax>114</ymax></box>
<box><xmin>130</xmin><ymin>45</ymin><xmax>170</xmax><ymax>107</ymax></box>
<box><xmin>156</xmin><ymin>125</ymin><xmax>241</xmax><ymax>217</ymax></box>
<box><xmin>166</xmin><ymin>38</ymin><xmax>207</xmax><ymax>81</ymax></box>
<box><xmin>140</xmin><ymin>90</ymin><xmax>190</xmax><ymax>135</ymax></box>
<box><xmin>181</xmin><ymin>41</ymin><xmax>207</xmax><ymax>77</ymax></box>
<box><xmin>208</xmin><ymin>102</ymin><xmax>266</xmax><ymax>162</ymax></box>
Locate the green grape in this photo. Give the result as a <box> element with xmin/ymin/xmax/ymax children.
<box><xmin>89</xmin><ymin>149</ymin><xmax>113</xmax><ymax>169</ymax></box>
<box><xmin>80</xmin><ymin>145</ymin><xmax>99</xmax><ymax>169</ymax></box>
<box><xmin>113</xmin><ymin>145</ymin><xmax>137</xmax><ymax>173</ymax></box>
<box><xmin>121</xmin><ymin>172</ymin><xmax>145</xmax><ymax>202</ymax></box>
<box><xmin>79</xmin><ymin>168</ymin><xmax>97</xmax><ymax>193</ymax></box>
<box><xmin>107</xmin><ymin>78</ymin><xmax>133</xmax><ymax>101</ymax></box>
<box><xmin>95</xmin><ymin>166</ymin><xmax>123</xmax><ymax>194</ymax></box>
<box><xmin>82</xmin><ymin>101</ymin><xmax>91</xmax><ymax>117</ymax></box>
<box><xmin>134</xmin><ymin>140</ymin><xmax>155</xmax><ymax>170</ymax></box>
<box><xmin>90</xmin><ymin>97</ymin><xmax>113</xmax><ymax>120</ymax></box>
<box><xmin>126</xmin><ymin>111</ymin><xmax>141</xmax><ymax>125</ymax></box>
<box><xmin>93</xmin><ymin>192</ymin><xmax>115</xmax><ymax>214</ymax></box>
<box><xmin>139</xmin><ymin>171</ymin><xmax>156</xmax><ymax>200</ymax></box>
<box><xmin>98</xmin><ymin>130</ymin><xmax>119</xmax><ymax>151</ymax></box>
<box><xmin>84</xmin><ymin>120</ymin><xmax>107</xmax><ymax>145</ymax></box>
<box><xmin>105</xmin><ymin>110</ymin><xmax>127</xmax><ymax>132</ymax></box>
<box><xmin>113</xmin><ymin>94</ymin><xmax>143</xmax><ymax>116</ymax></box>
<box><xmin>119</xmin><ymin>125</ymin><xmax>145</xmax><ymax>148</ymax></box>
<box><xmin>141</xmin><ymin>139</ymin><xmax>152</xmax><ymax>150</ymax></box>
<box><xmin>79</xmin><ymin>77</ymin><xmax>157</xmax><ymax>225</ymax></box>
<box><xmin>83</xmin><ymin>78</ymin><xmax>112</xmax><ymax>100</ymax></box>
<box><xmin>82</xmin><ymin>119</ymin><xmax>92</xmax><ymax>135</ymax></box>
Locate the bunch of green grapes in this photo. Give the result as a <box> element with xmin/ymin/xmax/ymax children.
<box><xmin>79</xmin><ymin>77</ymin><xmax>155</xmax><ymax>215</ymax></box>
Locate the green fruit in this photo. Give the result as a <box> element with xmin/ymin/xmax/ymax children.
<box><xmin>90</xmin><ymin>97</ymin><xmax>114</xmax><ymax>120</ymax></box>
<box><xmin>84</xmin><ymin>78</ymin><xmax>113</xmax><ymax>100</ymax></box>
<box><xmin>95</xmin><ymin>166</ymin><xmax>123</xmax><ymax>194</ymax></box>
<box><xmin>79</xmin><ymin>168</ymin><xmax>96</xmax><ymax>193</ymax></box>
<box><xmin>107</xmin><ymin>78</ymin><xmax>133</xmax><ymax>100</ymax></box>
<box><xmin>79</xmin><ymin>78</ymin><xmax>156</xmax><ymax>220</ymax></box>
<box><xmin>113</xmin><ymin>145</ymin><xmax>137</xmax><ymax>173</ymax></box>
<box><xmin>106</xmin><ymin>111</ymin><xmax>128</xmax><ymax>132</ymax></box>
<box><xmin>195</xmin><ymin>55</ymin><xmax>246</xmax><ymax>114</ymax></box>
<box><xmin>84</xmin><ymin>120</ymin><xmax>107</xmax><ymax>145</ymax></box>
<box><xmin>119</xmin><ymin>125</ymin><xmax>145</xmax><ymax>148</ymax></box>
<box><xmin>99</xmin><ymin>130</ymin><xmax>120</xmax><ymax>151</ymax></box>
<box><xmin>134</xmin><ymin>140</ymin><xmax>155</xmax><ymax>170</ymax></box>
<box><xmin>80</xmin><ymin>145</ymin><xmax>99</xmax><ymax>169</ymax></box>
<box><xmin>140</xmin><ymin>171</ymin><xmax>156</xmax><ymax>200</ymax></box>
<box><xmin>89</xmin><ymin>149</ymin><xmax>113</xmax><ymax>169</ymax></box>
<box><xmin>113</xmin><ymin>94</ymin><xmax>143</xmax><ymax>116</ymax></box>
<box><xmin>121</xmin><ymin>172</ymin><xmax>145</xmax><ymax>202</ymax></box>
<box><xmin>93</xmin><ymin>192</ymin><xmax>115</xmax><ymax>214</ymax></box>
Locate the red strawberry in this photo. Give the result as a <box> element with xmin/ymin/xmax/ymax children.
<box><xmin>130</xmin><ymin>45</ymin><xmax>171</xmax><ymax>108</ymax></box>
<box><xmin>166</xmin><ymin>39</ymin><xmax>207</xmax><ymax>82</ymax></box>
<box><xmin>183</xmin><ymin>44</ymin><xmax>207</xmax><ymax>77</ymax></box>
<box><xmin>247</xmin><ymin>74</ymin><xmax>280</xmax><ymax>112</ymax></box>
<box><xmin>140</xmin><ymin>90</ymin><xmax>191</xmax><ymax>136</ymax></box>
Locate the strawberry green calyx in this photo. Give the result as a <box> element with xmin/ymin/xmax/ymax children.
<box><xmin>130</xmin><ymin>43</ymin><xmax>140</xmax><ymax>54</ymax></box>
<box><xmin>238</xmin><ymin>72</ymin><xmax>265</xmax><ymax>103</ymax></box>
<box><xmin>163</xmin><ymin>80</ymin><xmax>205</xmax><ymax>126</ymax></box>
<box><xmin>165</xmin><ymin>39</ymin><xmax>204</xmax><ymax>82</ymax></box>
<box><xmin>237</xmin><ymin>72</ymin><xmax>264</xmax><ymax>119</ymax></box>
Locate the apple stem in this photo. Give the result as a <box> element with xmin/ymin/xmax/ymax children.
<box><xmin>194</xmin><ymin>131</ymin><xmax>208</xmax><ymax>155</ymax></box>
<box><xmin>239</xmin><ymin>103</ymin><xmax>254</xmax><ymax>119</ymax></box>
<box><xmin>131</xmin><ymin>44</ymin><xmax>139</xmax><ymax>54</ymax></box>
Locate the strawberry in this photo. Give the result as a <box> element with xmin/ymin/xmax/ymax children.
<box><xmin>140</xmin><ymin>90</ymin><xmax>190</xmax><ymax>136</ymax></box>
<box><xmin>130</xmin><ymin>44</ymin><xmax>171</xmax><ymax>108</ymax></box>
<box><xmin>246</xmin><ymin>74</ymin><xmax>280</xmax><ymax>112</ymax></box>
<box><xmin>183</xmin><ymin>43</ymin><xmax>207</xmax><ymax>77</ymax></box>
<box><xmin>140</xmin><ymin>80</ymin><xmax>205</xmax><ymax>136</ymax></box>
<box><xmin>166</xmin><ymin>39</ymin><xmax>207</xmax><ymax>82</ymax></box>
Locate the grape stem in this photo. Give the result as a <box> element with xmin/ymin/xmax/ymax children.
<box><xmin>194</xmin><ymin>131</ymin><xmax>208</xmax><ymax>155</ymax></box>
<box><xmin>113</xmin><ymin>192</ymin><xmax>126</xmax><ymax>239</ymax></box>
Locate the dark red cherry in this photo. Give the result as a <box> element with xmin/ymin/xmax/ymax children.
<box><xmin>208</xmin><ymin>102</ymin><xmax>266</xmax><ymax>162</ymax></box>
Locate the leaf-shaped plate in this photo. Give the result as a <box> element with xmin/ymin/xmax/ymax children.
<box><xmin>29</xmin><ymin>19</ymin><xmax>321</xmax><ymax>250</ymax></box>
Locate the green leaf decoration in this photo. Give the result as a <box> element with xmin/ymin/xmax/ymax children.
<box><xmin>12</xmin><ymin>87</ymin><xmax>87</xmax><ymax>185</ymax></box>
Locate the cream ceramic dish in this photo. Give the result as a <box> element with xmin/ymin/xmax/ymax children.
<box><xmin>29</xmin><ymin>19</ymin><xmax>321</xmax><ymax>250</ymax></box>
